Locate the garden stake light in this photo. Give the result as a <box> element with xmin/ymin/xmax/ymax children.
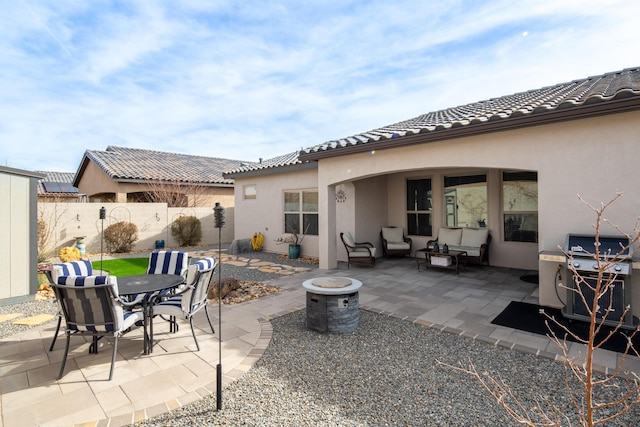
<box><xmin>214</xmin><ymin>202</ymin><xmax>225</xmax><ymax>411</ymax></box>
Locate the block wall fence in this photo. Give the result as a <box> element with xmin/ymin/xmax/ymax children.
<box><xmin>38</xmin><ymin>202</ymin><xmax>235</xmax><ymax>258</ymax></box>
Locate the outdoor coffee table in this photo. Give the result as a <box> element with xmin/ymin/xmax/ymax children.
<box><xmin>118</xmin><ymin>274</ymin><xmax>185</xmax><ymax>354</ymax></box>
<box><xmin>415</xmin><ymin>248</ymin><xmax>467</xmax><ymax>275</ymax></box>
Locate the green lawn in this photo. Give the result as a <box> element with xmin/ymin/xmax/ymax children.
<box><xmin>92</xmin><ymin>258</ymin><xmax>148</xmax><ymax>276</ymax></box>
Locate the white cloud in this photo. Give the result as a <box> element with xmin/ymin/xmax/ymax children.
<box><xmin>1</xmin><ymin>0</ymin><xmax>638</xmax><ymax>172</ymax></box>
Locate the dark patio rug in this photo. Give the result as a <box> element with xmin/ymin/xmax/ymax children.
<box><xmin>491</xmin><ymin>301</ymin><xmax>639</xmax><ymax>354</ymax></box>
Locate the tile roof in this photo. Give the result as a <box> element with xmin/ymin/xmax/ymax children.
<box><xmin>76</xmin><ymin>146</ymin><xmax>252</xmax><ymax>186</ymax></box>
<box><xmin>300</xmin><ymin>66</ymin><xmax>640</xmax><ymax>160</ymax></box>
<box><xmin>223</xmin><ymin>150</ymin><xmax>306</xmax><ymax>175</ymax></box>
<box><xmin>225</xmin><ymin>66</ymin><xmax>640</xmax><ymax>175</ymax></box>
<box><xmin>35</xmin><ymin>171</ymin><xmax>78</xmax><ymax>195</ymax></box>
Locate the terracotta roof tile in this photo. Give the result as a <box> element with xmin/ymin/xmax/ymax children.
<box><xmin>84</xmin><ymin>146</ymin><xmax>251</xmax><ymax>185</ymax></box>
<box><xmin>301</xmin><ymin>66</ymin><xmax>640</xmax><ymax>157</ymax></box>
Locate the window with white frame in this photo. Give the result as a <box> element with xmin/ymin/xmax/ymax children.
<box><xmin>243</xmin><ymin>184</ymin><xmax>256</xmax><ymax>200</ymax></box>
<box><xmin>284</xmin><ymin>190</ymin><xmax>318</xmax><ymax>235</ymax></box>
<box><xmin>503</xmin><ymin>171</ymin><xmax>538</xmax><ymax>242</ymax></box>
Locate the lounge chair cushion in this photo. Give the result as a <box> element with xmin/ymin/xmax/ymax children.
<box><xmin>386</xmin><ymin>242</ymin><xmax>410</xmax><ymax>251</ymax></box>
<box><xmin>438</xmin><ymin>228</ymin><xmax>463</xmax><ymax>246</ymax></box>
<box><xmin>343</xmin><ymin>232</ymin><xmax>356</xmax><ymax>247</ymax></box>
<box><xmin>350</xmin><ymin>248</ymin><xmax>376</xmax><ymax>257</ymax></box>
<box><xmin>381</xmin><ymin>227</ymin><xmax>404</xmax><ymax>243</ymax></box>
<box><xmin>460</xmin><ymin>228</ymin><xmax>489</xmax><ymax>248</ymax></box>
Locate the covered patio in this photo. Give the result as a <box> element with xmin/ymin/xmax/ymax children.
<box><xmin>1</xmin><ymin>255</ymin><xmax>638</xmax><ymax>426</ymax></box>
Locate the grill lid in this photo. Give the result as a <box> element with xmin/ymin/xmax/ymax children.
<box><xmin>565</xmin><ymin>234</ymin><xmax>631</xmax><ymax>258</ymax></box>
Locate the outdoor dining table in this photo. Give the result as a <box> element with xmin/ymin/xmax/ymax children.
<box><xmin>118</xmin><ymin>274</ymin><xmax>185</xmax><ymax>354</ymax></box>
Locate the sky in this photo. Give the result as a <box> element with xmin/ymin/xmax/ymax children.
<box><xmin>1</xmin><ymin>0</ymin><xmax>639</xmax><ymax>173</ymax></box>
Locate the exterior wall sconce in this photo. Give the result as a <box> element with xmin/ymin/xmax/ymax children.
<box><xmin>76</xmin><ymin>214</ymin><xmax>80</xmax><ymax>221</ymax></box>
<box><xmin>155</xmin><ymin>213</ymin><xmax>160</xmax><ymax>221</ymax></box>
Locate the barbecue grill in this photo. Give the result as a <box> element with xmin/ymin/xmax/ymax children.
<box><xmin>562</xmin><ymin>233</ymin><xmax>636</xmax><ymax>329</ymax></box>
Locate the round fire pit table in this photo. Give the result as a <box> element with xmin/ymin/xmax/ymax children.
<box><xmin>302</xmin><ymin>277</ymin><xmax>362</xmax><ymax>334</ymax></box>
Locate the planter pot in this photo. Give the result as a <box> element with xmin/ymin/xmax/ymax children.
<box><xmin>288</xmin><ymin>244</ymin><xmax>301</xmax><ymax>259</ymax></box>
<box><xmin>75</xmin><ymin>237</ymin><xmax>86</xmax><ymax>255</ymax></box>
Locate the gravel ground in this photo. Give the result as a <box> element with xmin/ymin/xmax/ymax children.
<box><xmin>139</xmin><ymin>309</ymin><xmax>640</xmax><ymax>427</ymax></box>
<box><xmin>3</xmin><ymin>251</ymin><xmax>639</xmax><ymax>426</ymax></box>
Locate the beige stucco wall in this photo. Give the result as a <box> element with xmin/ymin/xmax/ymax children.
<box><xmin>38</xmin><ymin>202</ymin><xmax>235</xmax><ymax>257</ymax></box>
<box><xmin>315</xmin><ymin>110</ymin><xmax>640</xmax><ymax>316</ymax></box>
<box><xmin>232</xmin><ymin>168</ymin><xmax>319</xmax><ymax>257</ymax></box>
<box><xmin>231</xmin><ymin>109</ymin><xmax>640</xmax><ymax>319</ymax></box>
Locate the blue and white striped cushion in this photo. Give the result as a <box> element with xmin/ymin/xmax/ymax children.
<box><xmin>56</xmin><ymin>275</ymin><xmax>123</xmax><ymax>332</ymax></box>
<box><xmin>193</xmin><ymin>257</ymin><xmax>216</xmax><ymax>271</ymax></box>
<box><xmin>52</xmin><ymin>260</ymin><xmax>93</xmax><ymax>282</ymax></box>
<box><xmin>147</xmin><ymin>251</ymin><xmax>188</xmax><ymax>276</ymax></box>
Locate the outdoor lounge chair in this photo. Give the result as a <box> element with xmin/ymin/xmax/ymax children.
<box><xmin>340</xmin><ymin>232</ymin><xmax>376</xmax><ymax>268</ymax></box>
<box><xmin>149</xmin><ymin>257</ymin><xmax>217</xmax><ymax>352</ymax></box>
<box><xmin>380</xmin><ymin>226</ymin><xmax>412</xmax><ymax>257</ymax></box>
<box><xmin>52</xmin><ymin>275</ymin><xmax>144</xmax><ymax>380</ymax></box>
<box><xmin>48</xmin><ymin>260</ymin><xmax>94</xmax><ymax>351</ymax></box>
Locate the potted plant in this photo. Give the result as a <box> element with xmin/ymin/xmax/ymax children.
<box><xmin>275</xmin><ymin>227</ymin><xmax>308</xmax><ymax>259</ymax></box>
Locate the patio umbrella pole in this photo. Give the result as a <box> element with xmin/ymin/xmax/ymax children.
<box><xmin>214</xmin><ymin>203</ymin><xmax>225</xmax><ymax>411</ymax></box>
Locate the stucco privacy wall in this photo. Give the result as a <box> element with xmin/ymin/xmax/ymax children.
<box><xmin>233</xmin><ymin>167</ymin><xmax>319</xmax><ymax>257</ymax></box>
<box><xmin>316</xmin><ymin>110</ymin><xmax>640</xmax><ymax>317</ymax></box>
<box><xmin>38</xmin><ymin>203</ymin><xmax>235</xmax><ymax>256</ymax></box>
<box><xmin>0</xmin><ymin>167</ymin><xmax>42</xmax><ymax>303</ymax></box>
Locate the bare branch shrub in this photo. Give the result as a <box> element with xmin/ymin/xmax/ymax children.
<box><xmin>37</xmin><ymin>199</ymin><xmax>67</xmax><ymax>262</ymax></box>
<box><xmin>140</xmin><ymin>180</ymin><xmax>209</xmax><ymax>207</ymax></box>
<box><xmin>440</xmin><ymin>193</ymin><xmax>640</xmax><ymax>426</ymax></box>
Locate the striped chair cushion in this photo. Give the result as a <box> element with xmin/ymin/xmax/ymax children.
<box><xmin>147</xmin><ymin>251</ymin><xmax>188</xmax><ymax>276</ymax></box>
<box><xmin>52</xmin><ymin>260</ymin><xmax>93</xmax><ymax>282</ymax></box>
<box><xmin>56</xmin><ymin>275</ymin><xmax>128</xmax><ymax>332</ymax></box>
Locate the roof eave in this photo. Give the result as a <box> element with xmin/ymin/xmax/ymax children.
<box><xmin>224</xmin><ymin>161</ymin><xmax>317</xmax><ymax>179</ymax></box>
<box><xmin>298</xmin><ymin>97</ymin><xmax>640</xmax><ymax>161</ymax></box>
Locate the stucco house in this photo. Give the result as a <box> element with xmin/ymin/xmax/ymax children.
<box><xmin>225</xmin><ymin>66</ymin><xmax>640</xmax><ymax>319</ymax></box>
<box><xmin>73</xmin><ymin>146</ymin><xmax>251</xmax><ymax>208</ymax></box>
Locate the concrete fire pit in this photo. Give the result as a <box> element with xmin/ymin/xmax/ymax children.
<box><xmin>303</xmin><ymin>277</ymin><xmax>362</xmax><ymax>333</ymax></box>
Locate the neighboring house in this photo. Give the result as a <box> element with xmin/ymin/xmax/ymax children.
<box><xmin>225</xmin><ymin>66</ymin><xmax>640</xmax><ymax>319</ymax></box>
<box><xmin>0</xmin><ymin>166</ymin><xmax>45</xmax><ymax>304</ymax></box>
<box><xmin>36</xmin><ymin>171</ymin><xmax>81</xmax><ymax>202</ymax></box>
<box><xmin>73</xmin><ymin>146</ymin><xmax>252</xmax><ymax>207</ymax></box>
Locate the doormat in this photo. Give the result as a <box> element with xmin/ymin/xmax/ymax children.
<box><xmin>491</xmin><ymin>301</ymin><xmax>639</xmax><ymax>354</ymax></box>
<box><xmin>519</xmin><ymin>274</ymin><xmax>539</xmax><ymax>284</ymax></box>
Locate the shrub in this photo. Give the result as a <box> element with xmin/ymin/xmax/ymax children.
<box><xmin>104</xmin><ymin>221</ymin><xmax>138</xmax><ymax>253</ymax></box>
<box><xmin>59</xmin><ymin>246</ymin><xmax>80</xmax><ymax>262</ymax></box>
<box><xmin>171</xmin><ymin>216</ymin><xmax>202</xmax><ymax>246</ymax></box>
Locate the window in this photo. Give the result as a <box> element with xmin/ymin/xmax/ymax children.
<box><xmin>503</xmin><ymin>171</ymin><xmax>538</xmax><ymax>242</ymax></box>
<box><xmin>243</xmin><ymin>185</ymin><xmax>256</xmax><ymax>200</ymax></box>
<box><xmin>406</xmin><ymin>179</ymin><xmax>432</xmax><ymax>236</ymax></box>
<box><xmin>444</xmin><ymin>174</ymin><xmax>487</xmax><ymax>228</ymax></box>
<box><xmin>284</xmin><ymin>190</ymin><xmax>318</xmax><ymax>235</ymax></box>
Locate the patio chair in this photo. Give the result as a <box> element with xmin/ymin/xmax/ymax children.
<box><xmin>340</xmin><ymin>232</ymin><xmax>376</xmax><ymax>268</ymax></box>
<box><xmin>48</xmin><ymin>260</ymin><xmax>94</xmax><ymax>351</ymax></box>
<box><xmin>149</xmin><ymin>257</ymin><xmax>217</xmax><ymax>352</ymax></box>
<box><xmin>380</xmin><ymin>226</ymin><xmax>412</xmax><ymax>257</ymax></box>
<box><xmin>145</xmin><ymin>250</ymin><xmax>189</xmax><ymax>331</ymax></box>
<box><xmin>147</xmin><ymin>250</ymin><xmax>189</xmax><ymax>278</ymax></box>
<box><xmin>52</xmin><ymin>275</ymin><xmax>144</xmax><ymax>381</ymax></box>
